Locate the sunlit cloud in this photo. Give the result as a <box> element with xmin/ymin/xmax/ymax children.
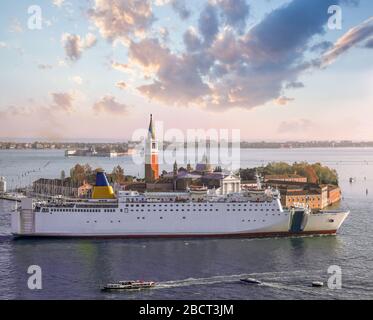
<box><xmin>116</xmin><ymin>81</ymin><xmax>127</xmax><ymax>90</ymax></box>
<box><xmin>61</xmin><ymin>33</ymin><xmax>97</xmax><ymax>61</ymax></box>
<box><xmin>51</xmin><ymin>92</ymin><xmax>75</xmax><ymax>112</ymax></box>
<box><xmin>274</xmin><ymin>96</ymin><xmax>295</xmax><ymax>106</ymax></box>
<box><xmin>88</xmin><ymin>0</ymin><xmax>154</xmax><ymax>45</ymax></box>
<box><xmin>93</xmin><ymin>96</ymin><xmax>129</xmax><ymax>114</ymax></box>
<box><xmin>322</xmin><ymin>17</ymin><xmax>373</xmax><ymax>67</ymax></box>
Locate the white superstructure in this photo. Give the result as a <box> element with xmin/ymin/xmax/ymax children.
<box><xmin>11</xmin><ymin>189</ymin><xmax>349</xmax><ymax>238</ymax></box>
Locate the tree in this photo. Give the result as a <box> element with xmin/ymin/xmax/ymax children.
<box><xmin>239</xmin><ymin>161</ymin><xmax>339</xmax><ymax>186</ymax></box>
<box><xmin>239</xmin><ymin>168</ymin><xmax>256</xmax><ymax>180</ymax></box>
<box><xmin>70</xmin><ymin>164</ymin><xmax>86</xmax><ymax>183</ymax></box>
<box><xmin>83</xmin><ymin>164</ymin><xmax>92</xmax><ymax>176</ymax></box>
<box><xmin>312</xmin><ymin>163</ymin><xmax>338</xmax><ymax>185</ymax></box>
<box><xmin>111</xmin><ymin>165</ymin><xmax>125</xmax><ymax>184</ymax></box>
<box><xmin>264</xmin><ymin>162</ymin><xmax>293</xmax><ymax>175</ymax></box>
<box><xmin>60</xmin><ymin>170</ymin><xmax>66</xmax><ymax>180</ymax></box>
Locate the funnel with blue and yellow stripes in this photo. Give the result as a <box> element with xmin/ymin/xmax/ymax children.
<box><xmin>92</xmin><ymin>171</ymin><xmax>116</xmax><ymax>199</ymax></box>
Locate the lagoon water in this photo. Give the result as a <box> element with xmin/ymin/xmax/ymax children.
<box><xmin>0</xmin><ymin>148</ymin><xmax>373</xmax><ymax>299</ymax></box>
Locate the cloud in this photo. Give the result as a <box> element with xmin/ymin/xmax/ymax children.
<box><xmin>129</xmin><ymin>0</ymin><xmax>346</xmax><ymax>111</ymax></box>
<box><xmin>209</xmin><ymin>28</ymin><xmax>240</xmax><ymax>64</ymax></box>
<box><xmin>183</xmin><ymin>28</ymin><xmax>202</xmax><ymax>52</ymax></box>
<box><xmin>365</xmin><ymin>38</ymin><xmax>373</xmax><ymax>48</ymax></box>
<box><xmin>274</xmin><ymin>96</ymin><xmax>295</xmax><ymax>106</ymax></box>
<box><xmin>9</xmin><ymin>18</ymin><xmax>23</xmax><ymax>33</ymax></box>
<box><xmin>171</xmin><ymin>0</ymin><xmax>191</xmax><ymax>20</ymax></box>
<box><xmin>61</xmin><ymin>33</ymin><xmax>97</xmax><ymax>61</ymax></box>
<box><xmin>88</xmin><ymin>0</ymin><xmax>154</xmax><ymax>44</ymax></box>
<box><xmin>204</xmin><ymin>0</ymin><xmax>341</xmax><ymax>110</ymax></box>
<box><xmin>242</xmin><ymin>0</ymin><xmax>337</xmax><ymax>66</ymax></box>
<box><xmin>52</xmin><ymin>0</ymin><xmax>65</xmax><ymax>7</ymax></box>
<box><xmin>117</xmin><ymin>0</ymin><xmax>369</xmax><ymax>112</ymax></box>
<box><xmin>0</xmin><ymin>106</ymin><xmax>31</xmax><ymax>118</ymax></box>
<box><xmin>309</xmin><ymin>41</ymin><xmax>333</xmax><ymax>53</ymax></box>
<box><xmin>130</xmin><ymin>38</ymin><xmax>210</xmax><ymax>105</ymax></box>
<box><xmin>153</xmin><ymin>0</ymin><xmax>171</xmax><ymax>5</ymax></box>
<box><xmin>277</xmin><ymin>118</ymin><xmax>315</xmax><ymax>134</ymax></box>
<box><xmin>51</xmin><ymin>92</ymin><xmax>75</xmax><ymax>111</ymax></box>
<box><xmin>38</xmin><ymin>64</ymin><xmax>53</xmax><ymax>70</ymax></box>
<box><xmin>70</xmin><ymin>76</ymin><xmax>83</xmax><ymax>85</ymax></box>
<box><xmin>116</xmin><ymin>81</ymin><xmax>127</xmax><ymax>90</ymax></box>
<box><xmin>198</xmin><ymin>4</ymin><xmax>219</xmax><ymax>46</ymax></box>
<box><xmin>156</xmin><ymin>27</ymin><xmax>167</xmax><ymax>40</ymax></box>
<box><xmin>286</xmin><ymin>81</ymin><xmax>304</xmax><ymax>89</ymax></box>
<box><xmin>217</xmin><ymin>0</ymin><xmax>250</xmax><ymax>33</ymax></box>
<box><xmin>111</xmin><ymin>61</ymin><xmax>131</xmax><ymax>72</ymax></box>
<box><xmin>0</xmin><ymin>42</ymin><xmax>7</xmax><ymax>48</ymax></box>
<box><xmin>93</xmin><ymin>96</ymin><xmax>129</xmax><ymax>114</ymax></box>
<box><xmin>322</xmin><ymin>17</ymin><xmax>373</xmax><ymax>66</ymax></box>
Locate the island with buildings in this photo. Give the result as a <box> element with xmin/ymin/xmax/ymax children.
<box><xmin>25</xmin><ymin>116</ymin><xmax>342</xmax><ymax>210</ymax></box>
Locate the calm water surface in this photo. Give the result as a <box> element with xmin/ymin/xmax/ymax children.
<box><xmin>0</xmin><ymin>148</ymin><xmax>373</xmax><ymax>299</ymax></box>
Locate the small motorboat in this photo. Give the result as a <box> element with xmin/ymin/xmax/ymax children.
<box><xmin>240</xmin><ymin>278</ymin><xmax>262</xmax><ymax>285</ymax></box>
<box><xmin>102</xmin><ymin>280</ymin><xmax>156</xmax><ymax>291</ymax></box>
<box><xmin>311</xmin><ymin>281</ymin><xmax>324</xmax><ymax>287</ymax></box>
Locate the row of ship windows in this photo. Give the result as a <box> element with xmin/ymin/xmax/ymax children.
<box><xmin>86</xmin><ymin>217</ymin><xmax>188</xmax><ymax>223</ymax></box>
<box><xmin>84</xmin><ymin>216</ymin><xmax>279</xmax><ymax>223</ymax></box>
<box><xmin>123</xmin><ymin>203</ymin><xmax>276</xmax><ymax>207</ymax></box>
<box><xmin>45</xmin><ymin>208</ymin><xmax>282</xmax><ymax>214</ymax></box>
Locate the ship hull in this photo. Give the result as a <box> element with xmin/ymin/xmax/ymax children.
<box><xmin>12</xmin><ymin>229</ymin><xmax>338</xmax><ymax>239</ymax></box>
<box><xmin>11</xmin><ymin>198</ymin><xmax>349</xmax><ymax>239</ymax></box>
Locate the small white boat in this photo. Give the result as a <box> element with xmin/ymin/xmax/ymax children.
<box><xmin>240</xmin><ymin>278</ymin><xmax>262</xmax><ymax>285</ymax></box>
<box><xmin>102</xmin><ymin>280</ymin><xmax>156</xmax><ymax>291</ymax></box>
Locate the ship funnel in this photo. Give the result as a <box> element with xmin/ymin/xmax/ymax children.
<box><xmin>92</xmin><ymin>171</ymin><xmax>116</xmax><ymax>199</ymax></box>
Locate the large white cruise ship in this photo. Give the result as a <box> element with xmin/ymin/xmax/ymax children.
<box><xmin>11</xmin><ymin>171</ymin><xmax>349</xmax><ymax>238</ymax></box>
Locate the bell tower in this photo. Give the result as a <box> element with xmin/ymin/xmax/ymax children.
<box><xmin>145</xmin><ymin>114</ymin><xmax>159</xmax><ymax>182</ymax></box>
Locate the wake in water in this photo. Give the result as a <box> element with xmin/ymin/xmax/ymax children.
<box><xmin>153</xmin><ymin>269</ymin><xmax>325</xmax><ymax>295</ymax></box>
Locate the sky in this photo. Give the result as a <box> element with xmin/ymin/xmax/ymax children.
<box><xmin>0</xmin><ymin>0</ymin><xmax>372</xmax><ymax>142</ymax></box>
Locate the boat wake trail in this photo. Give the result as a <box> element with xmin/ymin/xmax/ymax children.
<box><xmin>154</xmin><ymin>269</ymin><xmax>323</xmax><ymax>293</ymax></box>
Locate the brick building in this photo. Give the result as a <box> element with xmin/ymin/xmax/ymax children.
<box><xmin>266</xmin><ymin>180</ymin><xmax>340</xmax><ymax>210</ymax></box>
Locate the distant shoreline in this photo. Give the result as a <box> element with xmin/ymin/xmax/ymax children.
<box><xmin>2</xmin><ymin>141</ymin><xmax>373</xmax><ymax>151</ymax></box>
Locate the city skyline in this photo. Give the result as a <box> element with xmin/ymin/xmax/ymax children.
<box><xmin>0</xmin><ymin>0</ymin><xmax>373</xmax><ymax>141</ymax></box>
